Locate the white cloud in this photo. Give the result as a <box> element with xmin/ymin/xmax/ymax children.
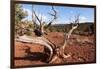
<box><xmin>23</xmin><ymin>8</ymin><xmax>32</xmax><ymax>16</ymax></box>
<box><xmin>22</xmin><ymin>8</ymin><xmax>48</xmax><ymax>22</ymax></box>
<box><xmin>21</xmin><ymin>8</ymin><xmax>32</xmax><ymax>21</ymax></box>
<box><xmin>79</xmin><ymin>16</ymin><xmax>87</xmax><ymax>23</ymax></box>
<box><xmin>80</xmin><ymin>16</ymin><xmax>87</xmax><ymax>20</ymax></box>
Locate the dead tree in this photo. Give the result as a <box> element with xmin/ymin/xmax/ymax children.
<box><xmin>49</xmin><ymin>24</ymin><xmax>79</xmax><ymax>63</ymax></box>
<box><xmin>16</xmin><ymin>11</ymin><xmax>79</xmax><ymax>63</ymax></box>
<box><xmin>68</xmin><ymin>14</ymin><xmax>80</xmax><ymax>38</ymax></box>
<box><xmin>15</xmin><ymin>22</ymin><xmax>79</xmax><ymax>63</ymax></box>
<box><xmin>32</xmin><ymin>6</ymin><xmax>57</xmax><ymax>36</ymax></box>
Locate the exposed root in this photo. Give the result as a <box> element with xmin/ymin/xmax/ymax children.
<box><xmin>49</xmin><ymin>55</ymin><xmax>58</xmax><ymax>63</ymax></box>
<box><xmin>62</xmin><ymin>53</ymin><xmax>72</xmax><ymax>59</ymax></box>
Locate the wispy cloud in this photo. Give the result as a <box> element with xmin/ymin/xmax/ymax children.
<box><xmin>80</xmin><ymin>16</ymin><xmax>87</xmax><ymax>20</ymax></box>
<box><xmin>79</xmin><ymin>16</ymin><xmax>87</xmax><ymax>23</ymax></box>
<box><xmin>22</xmin><ymin>8</ymin><xmax>47</xmax><ymax>22</ymax></box>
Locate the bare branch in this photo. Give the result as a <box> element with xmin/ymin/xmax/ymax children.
<box><xmin>46</xmin><ymin>6</ymin><xmax>57</xmax><ymax>29</ymax></box>
<box><xmin>74</xmin><ymin>14</ymin><xmax>80</xmax><ymax>23</ymax></box>
<box><xmin>67</xmin><ymin>14</ymin><xmax>80</xmax><ymax>39</ymax></box>
<box><xmin>33</xmin><ymin>9</ymin><xmax>41</xmax><ymax>24</ymax></box>
<box><xmin>67</xmin><ymin>24</ymin><xmax>78</xmax><ymax>39</ymax></box>
<box><xmin>56</xmin><ymin>14</ymin><xmax>80</xmax><ymax>60</ymax></box>
<box><xmin>32</xmin><ymin>5</ymin><xmax>42</xmax><ymax>31</ymax></box>
<box><xmin>32</xmin><ymin>5</ymin><xmax>37</xmax><ymax>29</ymax></box>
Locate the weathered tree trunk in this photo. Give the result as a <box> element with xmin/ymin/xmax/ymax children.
<box><xmin>15</xmin><ymin>22</ymin><xmax>79</xmax><ymax>63</ymax></box>
<box><xmin>15</xmin><ymin>35</ymin><xmax>55</xmax><ymax>62</ymax></box>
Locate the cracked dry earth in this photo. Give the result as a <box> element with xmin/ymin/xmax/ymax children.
<box><xmin>14</xmin><ymin>32</ymin><xmax>96</xmax><ymax>67</ymax></box>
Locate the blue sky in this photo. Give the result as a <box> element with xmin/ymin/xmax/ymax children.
<box><xmin>20</xmin><ymin>4</ymin><xmax>94</xmax><ymax>24</ymax></box>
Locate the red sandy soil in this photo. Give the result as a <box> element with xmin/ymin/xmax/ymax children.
<box><xmin>14</xmin><ymin>32</ymin><xmax>96</xmax><ymax>67</ymax></box>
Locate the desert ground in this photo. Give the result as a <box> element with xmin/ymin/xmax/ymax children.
<box><xmin>14</xmin><ymin>32</ymin><xmax>96</xmax><ymax>67</ymax></box>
